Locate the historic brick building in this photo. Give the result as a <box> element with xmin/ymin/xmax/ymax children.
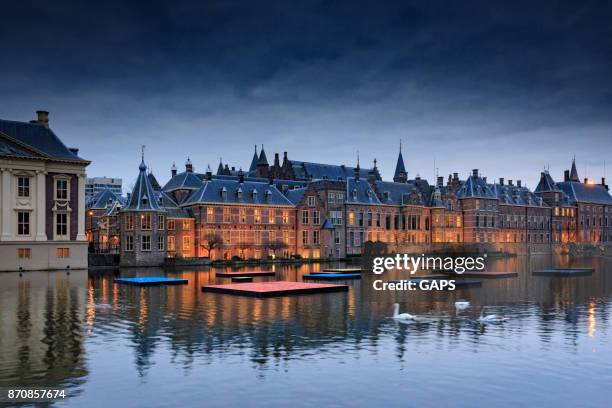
<box><xmin>89</xmin><ymin>144</ymin><xmax>612</xmax><ymax>266</ymax></box>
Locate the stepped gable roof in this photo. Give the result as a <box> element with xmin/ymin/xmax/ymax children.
<box><xmin>0</xmin><ymin>118</ymin><xmax>88</xmax><ymax>162</ymax></box>
<box><xmin>291</xmin><ymin>160</ymin><xmax>374</xmax><ymax>181</ymax></box>
<box><xmin>535</xmin><ymin>171</ymin><xmax>561</xmax><ymax>193</ymax></box>
<box><xmin>125</xmin><ymin>159</ymin><xmax>163</xmax><ymax>211</ymax></box>
<box><xmin>346</xmin><ymin>177</ymin><xmax>381</xmax><ymax>205</ymax></box>
<box><xmin>557</xmin><ymin>181</ymin><xmax>612</xmax><ymax>205</ymax></box>
<box><xmin>182</xmin><ymin>179</ymin><xmax>293</xmax><ymax>206</ymax></box>
<box><xmin>286</xmin><ymin>188</ymin><xmax>306</xmax><ymax>205</ymax></box>
<box><xmin>162</xmin><ymin>171</ymin><xmax>204</xmax><ymax>192</ymax></box>
<box><xmin>88</xmin><ymin>187</ymin><xmax>123</xmax><ymax>210</ymax></box>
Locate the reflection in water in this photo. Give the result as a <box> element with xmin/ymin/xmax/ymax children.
<box><xmin>0</xmin><ymin>256</ymin><xmax>611</xmax><ymax>407</ymax></box>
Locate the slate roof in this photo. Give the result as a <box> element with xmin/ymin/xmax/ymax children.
<box><xmin>124</xmin><ymin>160</ymin><xmax>163</xmax><ymax>211</ymax></box>
<box><xmin>491</xmin><ymin>184</ymin><xmax>548</xmax><ymax>207</ymax></box>
<box><xmin>182</xmin><ymin>179</ymin><xmax>294</xmax><ymax>206</ymax></box>
<box><xmin>429</xmin><ymin>186</ymin><xmax>444</xmax><ymax>207</ymax></box>
<box><xmin>286</xmin><ymin>188</ymin><xmax>306</xmax><ymax>205</ymax></box>
<box><xmin>375</xmin><ymin>181</ymin><xmax>415</xmax><ymax>205</ymax></box>
<box><xmin>148</xmin><ymin>173</ymin><xmax>162</xmax><ymax>191</ymax></box>
<box><xmin>88</xmin><ymin>187</ymin><xmax>123</xmax><ymax>209</ymax></box>
<box><xmin>346</xmin><ymin>178</ymin><xmax>382</xmax><ymax>205</ymax></box>
<box><xmin>0</xmin><ymin>119</ymin><xmax>88</xmax><ymax>162</ymax></box>
<box><xmin>535</xmin><ymin>171</ymin><xmax>561</xmax><ymax>193</ymax></box>
<box><xmin>290</xmin><ymin>161</ymin><xmax>375</xmax><ymax>181</ymax></box>
<box><xmin>456</xmin><ymin>175</ymin><xmax>497</xmax><ymax>199</ymax></box>
<box><xmin>158</xmin><ymin>191</ymin><xmax>191</xmax><ymax>218</ymax></box>
<box><xmin>394</xmin><ymin>149</ymin><xmax>406</xmax><ymax>179</ymax></box>
<box><xmin>249</xmin><ymin>145</ymin><xmax>259</xmax><ymax>172</ymax></box>
<box><xmin>257</xmin><ymin>146</ymin><xmax>268</xmax><ymax>165</ymax></box>
<box><xmin>557</xmin><ymin>181</ymin><xmax>612</xmax><ymax>205</ymax></box>
<box><xmin>162</xmin><ymin>171</ymin><xmax>204</xmax><ymax>192</ymax></box>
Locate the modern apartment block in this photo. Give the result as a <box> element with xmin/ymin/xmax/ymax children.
<box><xmin>85</xmin><ymin>177</ymin><xmax>122</xmax><ymax>200</ymax></box>
<box><xmin>0</xmin><ymin>111</ymin><xmax>89</xmax><ymax>271</ymax></box>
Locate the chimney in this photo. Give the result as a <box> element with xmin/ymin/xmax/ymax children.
<box><xmin>274</xmin><ymin>153</ymin><xmax>280</xmax><ymax>167</ymax></box>
<box><xmin>453</xmin><ymin>172</ymin><xmax>459</xmax><ymax>181</ymax></box>
<box><xmin>564</xmin><ymin>170</ymin><xmax>570</xmax><ymax>182</ymax></box>
<box><xmin>437</xmin><ymin>176</ymin><xmax>443</xmax><ymax>187</ymax></box>
<box><xmin>282</xmin><ymin>152</ymin><xmax>289</xmax><ymax>166</ymax></box>
<box><xmin>36</xmin><ymin>110</ymin><xmax>49</xmax><ymax>127</ymax></box>
<box><xmin>499</xmin><ymin>177</ymin><xmax>504</xmax><ymax>185</ymax></box>
<box><xmin>171</xmin><ymin>163</ymin><xmax>177</xmax><ymax>177</ymax></box>
<box><xmin>517</xmin><ymin>180</ymin><xmax>521</xmax><ymax>188</ymax></box>
<box><xmin>602</xmin><ymin>177</ymin><xmax>608</xmax><ymax>190</ymax></box>
<box><xmin>238</xmin><ymin>169</ymin><xmax>244</xmax><ymax>183</ymax></box>
<box><xmin>185</xmin><ymin>157</ymin><xmax>193</xmax><ymax>173</ymax></box>
<box><xmin>483</xmin><ymin>176</ymin><xmax>487</xmax><ymax>183</ymax></box>
<box><xmin>205</xmin><ymin>165</ymin><xmax>212</xmax><ymax>181</ymax></box>
<box><xmin>231</xmin><ymin>166</ymin><xmax>235</xmax><ymax>172</ymax></box>
<box><xmin>472</xmin><ymin>169</ymin><xmax>479</xmax><ymax>177</ymax></box>
<box><xmin>508</xmin><ymin>179</ymin><xmax>513</xmax><ymax>186</ymax></box>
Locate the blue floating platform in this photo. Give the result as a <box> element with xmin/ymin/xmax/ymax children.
<box><xmin>303</xmin><ymin>273</ymin><xmax>361</xmax><ymax>280</ymax></box>
<box><xmin>533</xmin><ymin>268</ymin><xmax>593</xmax><ymax>276</ymax></box>
<box><xmin>114</xmin><ymin>277</ymin><xmax>188</xmax><ymax>286</ymax></box>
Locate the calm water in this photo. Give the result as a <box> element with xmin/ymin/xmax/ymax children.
<box><xmin>1</xmin><ymin>256</ymin><xmax>611</xmax><ymax>407</ymax></box>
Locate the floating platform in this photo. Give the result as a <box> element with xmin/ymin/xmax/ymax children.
<box><xmin>232</xmin><ymin>276</ymin><xmax>253</xmax><ymax>282</ymax></box>
<box><xmin>303</xmin><ymin>273</ymin><xmax>361</xmax><ymax>280</ymax></box>
<box><xmin>439</xmin><ymin>271</ymin><xmax>518</xmax><ymax>278</ymax></box>
<box><xmin>114</xmin><ymin>277</ymin><xmax>188</xmax><ymax>286</ymax></box>
<box><xmin>202</xmin><ymin>281</ymin><xmax>348</xmax><ymax>297</ymax></box>
<box><xmin>533</xmin><ymin>268</ymin><xmax>593</xmax><ymax>276</ymax></box>
<box><xmin>215</xmin><ymin>271</ymin><xmax>276</xmax><ymax>277</ymax></box>
<box><xmin>322</xmin><ymin>268</ymin><xmax>362</xmax><ymax>273</ymax></box>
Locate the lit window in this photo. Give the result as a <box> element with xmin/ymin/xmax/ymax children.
<box><xmin>183</xmin><ymin>236</ymin><xmax>191</xmax><ymax>251</ymax></box>
<box><xmin>167</xmin><ymin>236</ymin><xmax>175</xmax><ymax>251</ymax></box>
<box><xmin>207</xmin><ymin>207</ymin><xmax>214</xmax><ymax>223</ymax></box>
<box><xmin>17</xmin><ymin>211</ymin><xmax>30</xmax><ymax>235</ymax></box>
<box><xmin>183</xmin><ymin>220</ymin><xmax>190</xmax><ymax>230</ymax></box>
<box><xmin>56</xmin><ymin>248</ymin><xmax>70</xmax><ymax>258</ymax></box>
<box><xmin>348</xmin><ymin>212</ymin><xmax>355</xmax><ymax>225</ymax></box>
<box><xmin>17</xmin><ymin>176</ymin><xmax>30</xmax><ymax>197</ymax></box>
<box><xmin>302</xmin><ymin>210</ymin><xmax>309</xmax><ymax>224</ymax></box>
<box><xmin>240</xmin><ymin>208</ymin><xmax>246</xmax><ymax>223</ymax></box>
<box><xmin>223</xmin><ymin>208</ymin><xmax>231</xmax><ymax>223</ymax></box>
<box><xmin>125</xmin><ymin>215</ymin><xmax>133</xmax><ymax>230</ymax></box>
<box><xmin>168</xmin><ymin>219</ymin><xmax>175</xmax><ymax>230</ymax></box>
<box><xmin>282</xmin><ymin>210</ymin><xmax>289</xmax><ymax>224</ymax></box>
<box><xmin>269</xmin><ymin>209</ymin><xmax>275</xmax><ymax>224</ymax></box>
<box><xmin>141</xmin><ymin>214</ymin><xmax>151</xmax><ymax>230</ymax></box>
<box><xmin>302</xmin><ymin>230</ymin><xmax>308</xmax><ymax>245</ymax></box>
<box><xmin>254</xmin><ymin>209</ymin><xmax>261</xmax><ymax>223</ymax></box>
<box><xmin>18</xmin><ymin>248</ymin><xmax>31</xmax><ymax>259</ymax></box>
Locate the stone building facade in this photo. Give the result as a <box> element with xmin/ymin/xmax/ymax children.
<box><xmin>0</xmin><ymin>111</ymin><xmax>89</xmax><ymax>271</ymax></box>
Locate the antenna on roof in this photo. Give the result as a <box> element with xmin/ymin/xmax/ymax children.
<box><xmin>356</xmin><ymin>150</ymin><xmax>360</xmax><ymax>168</ymax></box>
<box><xmin>141</xmin><ymin>145</ymin><xmax>145</xmax><ymax>161</ymax></box>
<box><xmin>399</xmin><ymin>139</ymin><xmax>402</xmax><ymax>153</ymax></box>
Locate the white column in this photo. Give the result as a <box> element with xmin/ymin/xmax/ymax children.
<box><xmin>35</xmin><ymin>170</ymin><xmax>47</xmax><ymax>241</ymax></box>
<box><xmin>76</xmin><ymin>173</ymin><xmax>86</xmax><ymax>241</ymax></box>
<box><xmin>1</xmin><ymin>168</ymin><xmax>12</xmax><ymax>241</ymax></box>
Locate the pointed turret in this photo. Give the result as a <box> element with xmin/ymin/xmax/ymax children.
<box><xmin>393</xmin><ymin>140</ymin><xmax>407</xmax><ymax>183</ymax></box>
<box><xmin>570</xmin><ymin>156</ymin><xmax>579</xmax><ymax>182</ymax></box>
<box><xmin>249</xmin><ymin>145</ymin><xmax>258</xmax><ymax>172</ymax></box>
<box><xmin>257</xmin><ymin>144</ymin><xmax>269</xmax><ymax>166</ymax></box>
<box><xmin>185</xmin><ymin>157</ymin><xmax>193</xmax><ymax>173</ymax></box>
<box><xmin>171</xmin><ymin>162</ymin><xmax>177</xmax><ymax>178</ymax></box>
<box><xmin>125</xmin><ymin>156</ymin><xmax>161</xmax><ymax>211</ymax></box>
<box><xmin>217</xmin><ymin>158</ymin><xmax>223</xmax><ymax>175</ymax></box>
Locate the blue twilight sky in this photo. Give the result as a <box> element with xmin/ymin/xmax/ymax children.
<box><xmin>1</xmin><ymin>0</ymin><xmax>611</xmax><ymax>192</ymax></box>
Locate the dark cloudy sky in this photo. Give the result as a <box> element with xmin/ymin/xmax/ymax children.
<box><xmin>1</xmin><ymin>0</ymin><xmax>611</xmax><ymax>191</ymax></box>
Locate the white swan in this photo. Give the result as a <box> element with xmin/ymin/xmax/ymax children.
<box><xmin>392</xmin><ymin>303</ymin><xmax>417</xmax><ymax>321</ymax></box>
<box><xmin>478</xmin><ymin>308</ymin><xmax>506</xmax><ymax>323</ymax></box>
<box><xmin>455</xmin><ymin>300</ymin><xmax>470</xmax><ymax>310</ymax></box>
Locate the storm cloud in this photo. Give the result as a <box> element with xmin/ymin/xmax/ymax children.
<box><xmin>1</xmin><ymin>0</ymin><xmax>611</xmax><ymax>190</ymax></box>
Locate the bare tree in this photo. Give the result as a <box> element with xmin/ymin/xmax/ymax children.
<box><xmin>201</xmin><ymin>232</ymin><xmax>224</xmax><ymax>258</ymax></box>
<box><xmin>269</xmin><ymin>240</ymin><xmax>288</xmax><ymax>258</ymax></box>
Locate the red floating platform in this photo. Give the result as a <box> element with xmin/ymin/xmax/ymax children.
<box><xmin>202</xmin><ymin>281</ymin><xmax>348</xmax><ymax>297</ymax></box>
<box><xmin>215</xmin><ymin>271</ymin><xmax>276</xmax><ymax>277</ymax></box>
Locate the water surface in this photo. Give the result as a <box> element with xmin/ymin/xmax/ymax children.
<box><xmin>0</xmin><ymin>256</ymin><xmax>611</xmax><ymax>407</ymax></box>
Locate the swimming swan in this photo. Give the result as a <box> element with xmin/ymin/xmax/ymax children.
<box><xmin>392</xmin><ymin>303</ymin><xmax>417</xmax><ymax>321</ymax></box>
<box><xmin>478</xmin><ymin>308</ymin><xmax>506</xmax><ymax>323</ymax></box>
<box><xmin>455</xmin><ymin>300</ymin><xmax>470</xmax><ymax>310</ymax></box>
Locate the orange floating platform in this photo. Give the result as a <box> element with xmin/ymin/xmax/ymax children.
<box><xmin>215</xmin><ymin>271</ymin><xmax>276</xmax><ymax>277</ymax></box>
<box><xmin>202</xmin><ymin>281</ymin><xmax>348</xmax><ymax>297</ymax></box>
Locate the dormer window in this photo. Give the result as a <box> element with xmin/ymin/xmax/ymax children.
<box><xmin>141</xmin><ymin>195</ymin><xmax>148</xmax><ymax>206</ymax></box>
<box><xmin>384</xmin><ymin>191</ymin><xmax>390</xmax><ymax>200</ymax></box>
<box><xmin>352</xmin><ymin>188</ymin><xmax>357</xmax><ymax>199</ymax></box>
<box><xmin>252</xmin><ymin>189</ymin><xmax>258</xmax><ymax>200</ymax></box>
<box><xmin>265</xmin><ymin>189</ymin><xmax>272</xmax><ymax>200</ymax></box>
<box><xmin>237</xmin><ymin>187</ymin><xmax>243</xmax><ymax>199</ymax></box>
<box><xmin>158</xmin><ymin>196</ymin><xmax>163</xmax><ymax>205</ymax></box>
<box><xmin>220</xmin><ymin>187</ymin><xmax>227</xmax><ymax>199</ymax></box>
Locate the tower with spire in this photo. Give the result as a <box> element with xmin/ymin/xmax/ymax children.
<box><xmin>393</xmin><ymin>140</ymin><xmax>408</xmax><ymax>183</ymax></box>
<box><xmin>120</xmin><ymin>148</ymin><xmax>167</xmax><ymax>266</ymax></box>
<box><xmin>256</xmin><ymin>144</ymin><xmax>269</xmax><ymax>178</ymax></box>
<box><xmin>249</xmin><ymin>145</ymin><xmax>259</xmax><ymax>173</ymax></box>
<box><xmin>569</xmin><ymin>156</ymin><xmax>580</xmax><ymax>182</ymax></box>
